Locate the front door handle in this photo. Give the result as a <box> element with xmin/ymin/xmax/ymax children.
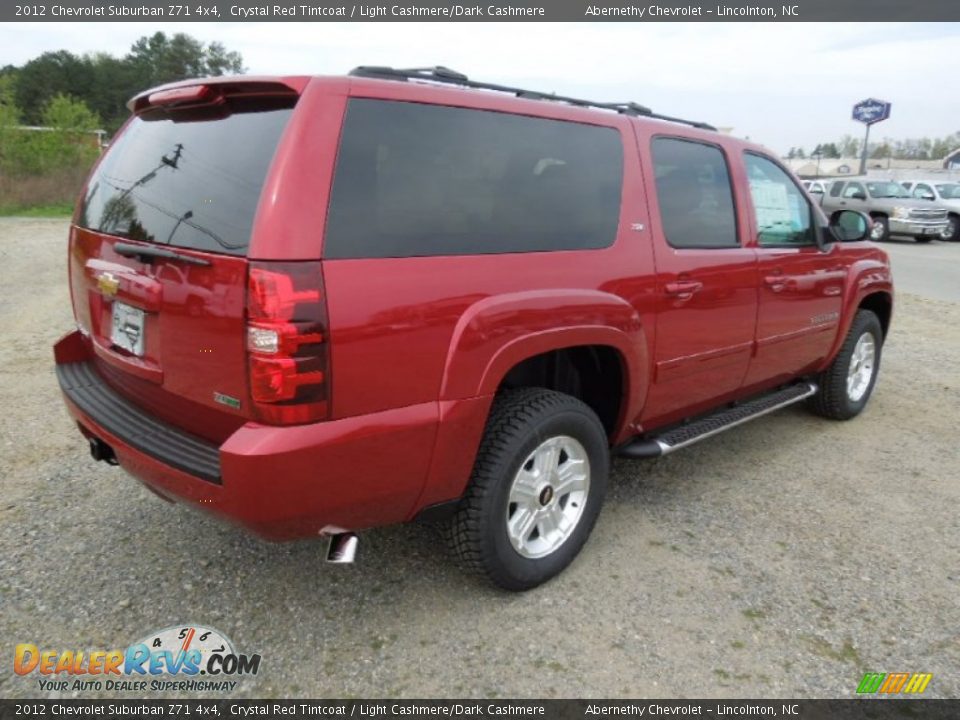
<box><xmin>665</xmin><ymin>280</ymin><xmax>703</xmax><ymax>299</ymax></box>
<box><xmin>764</xmin><ymin>273</ymin><xmax>787</xmax><ymax>292</ymax></box>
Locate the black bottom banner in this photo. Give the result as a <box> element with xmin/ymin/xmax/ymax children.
<box><xmin>0</xmin><ymin>700</ymin><xmax>957</xmax><ymax>720</ymax></box>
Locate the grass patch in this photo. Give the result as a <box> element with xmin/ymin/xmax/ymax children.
<box><xmin>802</xmin><ymin>636</ymin><xmax>862</xmax><ymax>666</ymax></box>
<box><xmin>0</xmin><ymin>203</ymin><xmax>73</xmax><ymax>218</ymax></box>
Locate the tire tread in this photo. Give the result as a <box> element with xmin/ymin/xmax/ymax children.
<box><xmin>446</xmin><ymin>388</ymin><xmax>602</xmax><ymax>586</ymax></box>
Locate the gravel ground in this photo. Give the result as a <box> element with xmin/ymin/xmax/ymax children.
<box><xmin>1</xmin><ymin>219</ymin><xmax>958</xmax><ymax>700</ymax></box>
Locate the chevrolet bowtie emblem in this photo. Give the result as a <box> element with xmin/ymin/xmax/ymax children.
<box><xmin>97</xmin><ymin>272</ymin><xmax>120</xmax><ymax>296</ymax></box>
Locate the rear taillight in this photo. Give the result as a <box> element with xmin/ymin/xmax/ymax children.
<box><xmin>246</xmin><ymin>262</ymin><xmax>329</xmax><ymax>425</ymax></box>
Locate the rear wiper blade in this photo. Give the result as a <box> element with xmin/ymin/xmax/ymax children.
<box><xmin>114</xmin><ymin>241</ymin><xmax>211</xmax><ymax>266</ymax></box>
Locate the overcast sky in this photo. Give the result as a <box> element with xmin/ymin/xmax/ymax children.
<box><xmin>4</xmin><ymin>22</ymin><xmax>959</xmax><ymax>153</ymax></box>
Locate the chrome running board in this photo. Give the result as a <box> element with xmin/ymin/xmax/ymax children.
<box><xmin>619</xmin><ymin>382</ymin><xmax>818</xmax><ymax>459</ymax></box>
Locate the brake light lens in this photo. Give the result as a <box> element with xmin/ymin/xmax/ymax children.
<box><xmin>148</xmin><ymin>85</ymin><xmax>217</xmax><ymax>107</ymax></box>
<box><xmin>246</xmin><ymin>262</ymin><xmax>329</xmax><ymax>425</ymax></box>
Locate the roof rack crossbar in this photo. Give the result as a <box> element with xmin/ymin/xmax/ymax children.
<box><xmin>348</xmin><ymin>66</ymin><xmax>716</xmax><ymax>132</ymax></box>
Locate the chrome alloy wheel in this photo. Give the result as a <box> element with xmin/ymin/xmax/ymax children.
<box><xmin>506</xmin><ymin>435</ymin><xmax>590</xmax><ymax>559</ymax></box>
<box><xmin>870</xmin><ymin>220</ymin><xmax>886</xmax><ymax>241</ymax></box>
<box><xmin>847</xmin><ymin>332</ymin><xmax>876</xmax><ymax>402</ymax></box>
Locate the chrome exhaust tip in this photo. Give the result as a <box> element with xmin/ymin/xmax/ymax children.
<box><xmin>326</xmin><ymin>533</ymin><xmax>358</xmax><ymax>564</ymax></box>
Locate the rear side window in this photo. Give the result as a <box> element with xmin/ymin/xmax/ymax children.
<box><xmin>78</xmin><ymin>106</ymin><xmax>293</xmax><ymax>256</ymax></box>
<box><xmin>651</xmin><ymin>137</ymin><xmax>739</xmax><ymax>249</ymax></box>
<box><xmin>324</xmin><ymin>99</ymin><xmax>624</xmax><ymax>259</ymax></box>
<box><xmin>830</xmin><ymin>182</ymin><xmax>844</xmax><ymax>197</ymax></box>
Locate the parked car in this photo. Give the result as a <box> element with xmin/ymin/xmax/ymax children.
<box><xmin>54</xmin><ymin>67</ymin><xmax>893</xmax><ymax>590</ymax></box>
<box><xmin>899</xmin><ymin>179</ymin><xmax>960</xmax><ymax>241</ymax></box>
<box><xmin>801</xmin><ymin>179</ymin><xmax>833</xmax><ymax>207</ymax></box>
<box><xmin>820</xmin><ymin>178</ymin><xmax>949</xmax><ymax>242</ymax></box>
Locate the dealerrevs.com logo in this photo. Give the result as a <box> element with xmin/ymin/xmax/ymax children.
<box><xmin>15</xmin><ymin>624</ymin><xmax>261</xmax><ymax>693</ymax></box>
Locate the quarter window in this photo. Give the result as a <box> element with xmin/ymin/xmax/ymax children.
<box><xmin>744</xmin><ymin>154</ymin><xmax>815</xmax><ymax>247</ymax></box>
<box><xmin>651</xmin><ymin>138</ymin><xmax>739</xmax><ymax>249</ymax></box>
<box><xmin>324</xmin><ymin>99</ymin><xmax>624</xmax><ymax>258</ymax></box>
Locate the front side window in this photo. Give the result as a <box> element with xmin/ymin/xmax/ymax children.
<box><xmin>867</xmin><ymin>181</ymin><xmax>909</xmax><ymax>199</ymax></box>
<box><xmin>744</xmin><ymin>154</ymin><xmax>815</xmax><ymax>247</ymax></box>
<box><xmin>936</xmin><ymin>183</ymin><xmax>960</xmax><ymax>199</ymax></box>
<box><xmin>913</xmin><ymin>184</ymin><xmax>936</xmax><ymax>200</ymax></box>
<box><xmin>651</xmin><ymin>137</ymin><xmax>739</xmax><ymax>249</ymax></box>
<box><xmin>324</xmin><ymin>99</ymin><xmax>624</xmax><ymax>258</ymax></box>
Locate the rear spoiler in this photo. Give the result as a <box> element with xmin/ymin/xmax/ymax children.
<box><xmin>127</xmin><ymin>76</ymin><xmax>310</xmax><ymax>115</ymax></box>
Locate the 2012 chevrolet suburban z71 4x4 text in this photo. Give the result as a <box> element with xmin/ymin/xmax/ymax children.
<box><xmin>54</xmin><ymin>67</ymin><xmax>893</xmax><ymax>590</ymax></box>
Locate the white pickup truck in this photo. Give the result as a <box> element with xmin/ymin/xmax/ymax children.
<box><xmin>899</xmin><ymin>179</ymin><xmax>960</xmax><ymax>241</ymax></box>
<box><xmin>820</xmin><ymin>178</ymin><xmax>950</xmax><ymax>243</ymax></box>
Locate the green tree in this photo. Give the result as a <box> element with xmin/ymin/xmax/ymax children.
<box><xmin>13</xmin><ymin>50</ymin><xmax>93</xmax><ymax>125</ymax></box>
<box><xmin>42</xmin><ymin>94</ymin><xmax>101</xmax><ymax>131</ymax></box>
<box><xmin>838</xmin><ymin>135</ymin><xmax>860</xmax><ymax>157</ymax></box>
<box><xmin>870</xmin><ymin>141</ymin><xmax>892</xmax><ymax>159</ymax></box>
<box><xmin>819</xmin><ymin>142</ymin><xmax>841</xmax><ymax>159</ymax></box>
<box><xmin>204</xmin><ymin>42</ymin><xmax>245</xmax><ymax>76</ymax></box>
<box><xmin>127</xmin><ymin>32</ymin><xmax>245</xmax><ymax>90</ymax></box>
<box><xmin>0</xmin><ymin>74</ymin><xmax>19</xmax><ymax>126</ymax></box>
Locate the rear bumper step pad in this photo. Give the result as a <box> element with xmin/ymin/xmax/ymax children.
<box><xmin>56</xmin><ymin>361</ymin><xmax>222</xmax><ymax>483</ymax></box>
<box><xmin>619</xmin><ymin>382</ymin><xmax>818</xmax><ymax>459</ymax></box>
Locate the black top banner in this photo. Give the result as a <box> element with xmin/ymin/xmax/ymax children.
<box><xmin>1</xmin><ymin>700</ymin><xmax>959</xmax><ymax>720</ymax></box>
<box><xmin>3</xmin><ymin>0</ymin><xmax>960</xmax><ymax>21</ymax></box>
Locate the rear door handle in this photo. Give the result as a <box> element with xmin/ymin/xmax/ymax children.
<box><xmin>665</xmin><ymin>280</ymin><xmax>703</xmax><ymax>299</ymax></box>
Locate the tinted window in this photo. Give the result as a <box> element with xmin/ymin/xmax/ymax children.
<box><xmin>651</xmin><ymin>138</ymin><xmax>738</xmax><ymax>249</ymax></box>
<box><xmin>324</xmin><ymin>99</ymin><xmax>623</xmax><ymax>258</ymax></box>
<box><xmin>79</xmin><ymin>107</ymin><xmax>293</xmax><ymax>256</ymax></box>
<box><xmin>830</xmin><ymin>182</ymin><xmax>844</xmax><ymax>197</ymax></box>
<box><xmin>744</xmin><ymin>154</ymin><xmax>815</xmax><ymax>246</ymax></box>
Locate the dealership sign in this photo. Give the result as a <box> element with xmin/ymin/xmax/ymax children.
<box><xmin>852</xmin><ymin>98</ymin><xmax>892</xmax><ymax>125</ymax></box>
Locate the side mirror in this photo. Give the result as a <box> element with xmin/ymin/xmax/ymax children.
<box><xmin>851</xmin><ymin>191</ymin><xmax>867</xmax><ymax>200</ymax></box>
<box><xmin>829</xmin><ymin>209</ymin><xmax>871</xmax><ymax>242</ymax></box>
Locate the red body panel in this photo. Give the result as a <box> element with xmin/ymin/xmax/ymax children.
<box><xmin>55</xmin><ymin>74</ymin><xmax>893</xmax><ymax>540</ymax></box>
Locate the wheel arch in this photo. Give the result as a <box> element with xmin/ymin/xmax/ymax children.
<box><xmin>416</xmin><ymin>291</ymin><xmax>649</xmax><ymax>515</ymax></box>
<box><xmin>858</xmin><ymin>291</ymin><xmax>892</xmax><ymax>339</ymax></box>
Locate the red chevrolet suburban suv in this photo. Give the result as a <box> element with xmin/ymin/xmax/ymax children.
<box><xmin>54</xmin><ymin>67</ymin><xmax>893</xmax><ymax>590</ymax></box>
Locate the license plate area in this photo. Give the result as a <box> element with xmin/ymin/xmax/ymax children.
<box><xmin>110</xmin><ymin>301</ymin><xmax>146</xmax><ymax>357</ymax></box>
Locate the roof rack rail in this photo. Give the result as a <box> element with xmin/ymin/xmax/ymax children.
<box><xmin>348</xmin><ymin>66</ymin><xmax>716</xmax><ymax>131</ymax></box>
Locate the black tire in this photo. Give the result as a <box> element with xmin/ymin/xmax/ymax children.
<box><xmin>808</xmin><ymin>310</ymin><xmax>883</xmax><ymax>420</ymax></box>
<box><xmin>868</xmin><ymin>216</ymin><xmax>889</xmax><ymax>242</ymax></box>
<box><xmin>943</xmin><ymin>215</ymin><xmax>959</xmax><ymax>242</ymax></box>
<box><xmin>914</xmin><ymin>236</ymin><xmax>934</xmax><ymax>244</ymax></box>
<box><xmin>447</xmin><ymin>388</ymin><xmax>609</xmax><ymax>591</ymax></box>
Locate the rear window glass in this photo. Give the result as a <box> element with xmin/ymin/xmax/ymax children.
<box><xmin>324</xmin><ymin>99</ymin><xmax>624</xmax><ymax>259</ymax></box>
<box><xmin>78</xmin><ymin>106</ymin><xmax>293</xmax><ymax>256</ymax></box>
